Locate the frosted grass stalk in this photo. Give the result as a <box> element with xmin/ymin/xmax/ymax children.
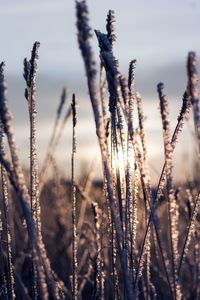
<box><xmin>128</xmin><ymin>60</ymin><xmax>137</xmax><ymax>142</ymax></box>
<box><xmin>126</xmin><ymin>60</ymin><xmax>137</xmax><ymax>280</ymax></box>
<box><xmin>125</xmin><ymin>140</ymin><xmax>134</xmax><ymax>276</ymax></box>
<box><xmin>136</xmin><ymin>92</ymin><xmax>147</xmax><ymax>164</ymax></box>
<box><xmin>158</xmin><ymin>82</ymin><xmax>182</xmax><ymax>300</ymax></box>
<box><xmin>92</xmin><ymin>202</ymin><xmax>103</xmax><ymax>299</ymax></box>
<box><xmin>128</xmin><ymin>61</ymin><xmax>157</xmax><ymax>291</ymax></box>
<box><xmin>1</xmin><ymin>62</ymin><xmax>66</xmax><ymax>300</ymax></box>
<box><xmin>24</xmin><ymin>43</ymin><xmax>66</xmax><ymax>300</ymax></box>
<box><xmin>71</xmin><ymin>94</ymin><xmax>78</xmax><ymax>300</ymax></box>
<box><xmin>132</xmin><ymin>135</ymin><xmax>172</xmax><ymax>298</ymax></box>
<box><xmin>0</xmin><ymin>209</ymin><xmax>7</xmax><ymax>297</ymax></box>
<box><xmin>0</xmin><ymin>61</ymin><xmax>50</xmax><ymax>299</ymax></box>
<box><xmin>76</xmin><ymin>2</ymin><xmax>135</xmax><ymax>298</ymax></box>
<box><xmin>136</xmin><ymin>92</ymin><xmax>156</xmax><ymax>298</ymax></box>
<box><xmin>24</xmin><ymin>41</ymin><xmax>40</xmax><ymax>299</ymax></box>
<box><xmin>131</xmin><ymin>164</ymin><xmax>139</xmax><ymax>280</ymax></box>
<box><xmin>156</xmin><ymin>91</ymin><xmax>191</xmax><ymax>201</ymax></box>
<box><xmin>136</xmin><ymin>89</ymin><xmax>191</xmax><ymax>295</ymax></box>
<box><xmin>0</xmin><ymin>62</ymin><xmax>36</xmax><ymax>245</ymax></box>
<box><xmin>96</xmin><ymin>31</ymin><xmax>128</xmax><ymax>258</ymax></box>
<box><xmin>99</xmin><ymin>8</ymin><xmax>116</xmax><ymax>124</ymax></box>
<box><xmin>100</xmin><ymin>63</ymin><xmax>107</xmax><ymax>126</ymax></box>
<box><xmin>0</xmin><ymin>132</ymin><xmax>15</xmax><ymax>300</ymax></box>
<box><xmin>178</xmin><ymin>192</ymin><xmax>200</xmax><ymax>276</ymax></box>
<box><xmin>106</xmin><ymin>10</ymin><xmax>116</xmax><ymax>51</ymax></box>
<box><xmin>109</xmin><ymin>127</ymin><xmax>120</xmax><ymax>299</ymax></box>
<box><xmin>187</xmin><ymin>52</ymin><xmax>200</xmax><ymax>154</ymax></box>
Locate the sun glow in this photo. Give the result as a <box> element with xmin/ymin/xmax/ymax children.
<box><xmin>110</xmin><ymin>138</ymin><xmax>135</xmax><ymax>182</ymax></box>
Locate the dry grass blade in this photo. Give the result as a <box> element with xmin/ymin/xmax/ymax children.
<box><xmin>0</xmin><ymin>61</ymin><xmax>68</xmax><ymax>300</ymax></box>
<box><xmin>178</xmin><ymin>192</ymin><xmax>200</xmax><ymax>276</ymax></box>
<box><xmin>0</xmin><ymin>132</ymin><xmax>15</xmax><ymax>300</ymax></box>
<box><xmin>187</xmin><ymin>52</ymin><xmax>200</xmax><ymax>155</ymax></box>
<box><xmin>76</xmin><ymin>1</ymin><xmax>135</xmax><ymax>298</ymax></box>
<box><xmin>24</xmin><ymin>41</ymin><xmax>40</xmax><ymax>299</ymax></box>
<box><xmin>157</xmin><ymin>82</ymin><xmax>182</xmax><ymax>300</ymax></box>
<box><xmin>71</xmin><ymin>94</ymin><xmax>78</xmax><ymax>300</ymax></box>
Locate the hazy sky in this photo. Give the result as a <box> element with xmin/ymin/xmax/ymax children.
<box><xmin>0</xmin><ymin>0</ymin><xmax>199</xmax><ymax>181</ymax></box>
<box><xmin>1</xmin><ymin>0</ymin><xmax>200</xmax><ymax>75</ymax></box>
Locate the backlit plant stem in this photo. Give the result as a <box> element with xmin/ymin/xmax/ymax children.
<box><xmin>76</xmin><ymin>1</ymin><xmax>135</xmax><ymax>298</ymax></box>
<box><xmin>71</xmin><ymin>94</ymin><xmax>78</xmax><ymax>300</ymax></box>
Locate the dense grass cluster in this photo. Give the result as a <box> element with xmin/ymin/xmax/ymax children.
<box><xmin>0</xmin><ymin>1</ymin><xmax>200</xmax><ymax>299</ymax></box>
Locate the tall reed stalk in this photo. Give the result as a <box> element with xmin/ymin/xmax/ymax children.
<box><xmin>71</xmin><ymin>94</ymin><xmax>78</xmax><ymax>300</ymax></box>
<box><xmin>0</xmin><ymin>129</ymin><xmax>15</xmax><ymax>300</ymax></box>
<box><xmin>0</xmin><ymin>59</ymin><xmax>67</xmax><ymax>300</ymax></box>
<box><xmin>157</xmin><ymin>82</ymin><xmax>182</xmax><ymax>300</ymax></box>
<box><xmin>76</xmin><ymin>1</ymin><xmax>135</xmax><ymax>299</ymax></box>
<box><xmin>24</xmin><ymin>41</ymin><xmax>41</xmax><ymax>299</ymax></box>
